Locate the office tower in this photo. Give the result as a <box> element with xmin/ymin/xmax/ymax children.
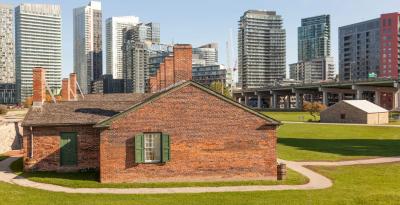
<box><xmin>339</xmin><ymin>19</ymin><xmax>381</xmax><ymax>81</ymax></box>
<box><xmin>106</xmin><ymin>16</ymin><xmax>140</xmax><ymax>79</ymax></box>
<box><xmin>192</xmin><ymin>43</ymin><xmax>218</xmax><ymax>66</ymax></box>
<box><xmin>289</xmin><ymin>15</ymin><xmax>335</xmax><ymax>83</ymax></box>
<box><xmin>0</xmin><ymin>4</ymin><xmax>14</xmax><ymax>84</ymax></box>
<box><xmin>145</xmin><ymin>22</ymin><xmax>160</xmax><ymax>44</ymax></box>
<box><xmin>289</xmin><ymin>57</ymin><xmax>335</xmax><ymax>83</ymax></box>
<box><xmin>298</xmin><ymin>15</ymin><xmax>331</xmax><ymax>61</ymax></box>
<box><xmin>73</xmin><ymin>1</ymin><xmax>102</xmax><ymax>94</ymax></box>
<box><xmin>290</xmin><ymin>15</ymin><xmax>334</xmax><ymax>83</ymax></box>
<box><xmin>15</xmin><ymin>4</ymin><xmax>62</xmax><ymax>103</ymax></box>
<box><xmin>238</xmin><ymin>10</ymin><xmax>286</xmax><ymax>89</ymax></box>
<box><xmin>192</xmin><ymin>64</ymin><xmax>226</xmax><ymax>86</ymax></box>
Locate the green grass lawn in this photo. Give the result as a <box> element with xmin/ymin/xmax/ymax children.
<box><xmin>0</xmin><ymin>155</ymin><xmax>7</xmax><ymax>161</ymax></box>
<box><xmin>11</xmin><ymin>158</ymin><xmax>307</xmax><ymax>188</ymax></box>
<box><xmin>1</xmin><ymin>163</ymin><xmax>400</xmax><ymax>204</ymax></box>
<box><xmin>277</xmin><ymin>123</ymin><xmax>400</xmax><ymax>161</ymax></box>
<box><xmin>263</xmin><ymin>111</ymin><xmax>319</xmax><ymax>122</ymax></box>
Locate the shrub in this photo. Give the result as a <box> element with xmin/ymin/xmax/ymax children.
<box><xmin>24</xmin><ymin>97</ymin><xmax>33</xmax><ymax>108</ymax></box>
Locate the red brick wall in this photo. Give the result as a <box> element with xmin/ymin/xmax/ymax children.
<box><xmin>164</xmin><ymin>56</ymin><xmax>174</xmax><ymax>88</ymax></box>
<box><xmin>100</xmin><ymin>84</ymin><xmax>277</xmax><ymax>183</ymax></box>
<box><xmin>173</xmin><ymin>44</ymin><xmax>192</xmax><ymax>82</ymax></box>
<box><xmin>61</xmin><ymin>78</ymin><xmax>70</xmax><ymax>101</ymax></box>
<box><xmin>159</xmin><ymin>63</ymin><xmax>166</xmax><ymax>89</ymax></box>
<box><xmin>149</xmin><ymin>76</ymin><xmax>157</xmax><ymax>93</ymax></box>
<box><xmin>23</xmin><ymin>125</ymin><xmax>99</xmax><ymax>172</ymax></box>
<box><xmin>148</xmin><ymin>44</ymin><xmax>193</xmax><ymax>93</ymax></box>
<box><xmin>69</xmin><ymin>73</ymin><xmax>77</xmax><ymax>101</ymax></box>
<box><xmin>32</xmin><ymin>67</ymin><xmax>46</xmax><ymax>103</ymax></box>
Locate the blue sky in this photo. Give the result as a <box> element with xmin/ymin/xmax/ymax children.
<box><xmin>3</xmin><ymin>0</ymin><xmax>400</xmax><ymax>78</ymax></box>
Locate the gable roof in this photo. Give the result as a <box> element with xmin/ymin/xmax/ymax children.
<box><xmin>342</xmin><ymin>100</ymin><xmax>388</xmax><ymax>113</ymax></box>
<box><xmin>22</xmin><ymin>93</ymin><xmax>153</xmax><ymax>127</ymax></box>
<box><xmin>94</xmin><ymin>81</ymin><xmax>280</xmax><ymax>128</ymax></box>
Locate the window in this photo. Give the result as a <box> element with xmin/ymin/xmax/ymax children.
<box><xmin>135</xmin><ymin>133</ymin><xmax>170</xmax><ymax>164</ymax></box>
<box><xmin>340</xmin><ymin>114</ymin><xmax>346</xmax><ymax>119</ymax></box>
<box><xmin>144</xmin><ymin>133</ymin><xmax>161</xmax><ymax>163</ymax></box>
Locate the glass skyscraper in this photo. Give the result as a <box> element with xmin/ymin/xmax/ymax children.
<box><xmin>290</xmin><ymin>14</ymin><xmax>335</xmax><ymax>83</ymax></box>
<box><xmin>298</xmin><ymin>15</ymin><xmax>331</xmax><ymax>61</ymax></box>
<box><xmin>106</xmin><ymin>16</ymin><xmax>140</xmax><ymax>79</ymax></box>
<box><xmin>73</xmin><ymin>1</ymin><xmax>102</xmax><ymax>94</ymax></box>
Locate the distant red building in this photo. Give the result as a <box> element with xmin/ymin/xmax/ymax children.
<box><xmin>379</xmin><ymin>12</ymin><xmax>400</xmax><ymax>79</ymax></box>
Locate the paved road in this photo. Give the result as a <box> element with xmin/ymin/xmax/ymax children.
<box><xmin>1</xmin><ymin>156</ymin><xmax>399</xmax><ymax>195</ymax></box>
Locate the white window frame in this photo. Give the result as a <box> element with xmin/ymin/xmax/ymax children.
<box><xmin>144</xmin><ymin>133</ymin><xmax>161</xmax><ymax>163</ymax></box>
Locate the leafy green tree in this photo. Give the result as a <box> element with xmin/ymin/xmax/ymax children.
<box><xmin>209</xmin><ymin>81</ymin><xmax>232</xmax><ymax>98</ymax></box>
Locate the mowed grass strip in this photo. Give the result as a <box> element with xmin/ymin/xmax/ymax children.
<box><xmin>11</xmin><ymin>158</ymin><xmax>307</xmax><ymax>188</ymax></box>
<box><xmin>263</xmin><ymin>111</ymin><xmax>319</xmax><ymax>122</ymax></box>
<box><xmin>278</xmin><ymin>123</ymin><xmax>400</xmax><ymax>161</ymax></box>
<box><xmin>1</xmin><ymin>163</ymin><xmax>400</xmax><ymax>205</ymax></box>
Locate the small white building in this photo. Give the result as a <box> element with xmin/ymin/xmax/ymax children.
<box><xmin>320</xmin><ymin>100</ymin><xmax>389</xmax><ymax>125</ymax></box>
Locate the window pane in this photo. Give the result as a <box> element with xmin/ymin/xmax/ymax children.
<box><xmin>144</xmin><ymin>133</ymin><xmax>161</xmax><ymax>162</ymax></box>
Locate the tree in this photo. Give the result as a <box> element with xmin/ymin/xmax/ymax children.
<box><xmin>209</xmin><ymin>81</ymin><xmax>232</xmax><ymax>98</ymax></box>
<box><xmin>24</xmin><ymin>97</ymin><xmax>33</xmax><ymax>108</ymax></box>
<box><xmin>303</xmin><ymin>101</ymin><xmax>327</xmax><ymax>121</ymax></box>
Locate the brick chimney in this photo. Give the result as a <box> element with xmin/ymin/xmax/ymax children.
<box><xmin>69</xmin><ymin>73</ymin><xmax>77</xmax><ymax>101</ymax></box>
<box><xmin>173</xmin><ymin>44</ymin><xmax>192</xmax><ymax>82</ymax></box>
<box><xmin>32</xmin><ymin>67</ymin><xmax>46</xmax><ymax>108</ymax></box>
<box><xmin>61</xmin><ymin>78</ymin><xmax>70</xmax><ymax>101</ymax></box>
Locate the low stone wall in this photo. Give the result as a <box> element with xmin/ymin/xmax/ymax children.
<box><xmin>0</xmin><ymin>121</ymin><xmax>23</xmax><ymax>154</ymax></box>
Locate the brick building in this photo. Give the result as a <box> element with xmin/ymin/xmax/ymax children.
<box><xmin>148</xmin><ymin>44</ymin><xmax>192</xmax><ymax>92</ymax></box>
<box><xmin>22</xmin><ymin>67</ymin><xmax>280</xmax><ymax>183</ymax></box>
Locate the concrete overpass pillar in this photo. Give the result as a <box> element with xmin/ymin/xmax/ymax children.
<box><xmin>338</xmin><ymin>93</ymin><xmax>344</xmax><ymax>101</ymax></box>
<box><xmin>322</xmin><ymin>91</ymin><xmax>328</xmax><ymax>106</ymax></box>
<box><xmin>394</xmin><ymin>90</ymin><xmax>400</xmax><ymax>110</ymax></box>
<box><xmin>287</xmin><ymin>95</ymin><xmax>291</xmax><ymax>109</ymax></box>
<box><xmin>272</xmin><ymin>93</ymin><xmax>277</xmax><ymax>109</ymax></box>
<box><xmin>257</xmin><ymin>95</ymin><xmax>262</xmax><ymax>109</ymax></box>
<box><xmin>374</xmin><ymin>91</ymin><xmax>381</xmax><ymax>105</ymax></box>
<box><xmin>356</xmin><ymin>90</ymin><xmax>363</xmax><ymax>100</ymax></box>
<box><xmin>295</xmin><ymin>92</ymin><xmax>303</xmax><ymax>110</ymax></box>
<box><xmin>244</xmin><ymin>95</ymin><xmax>249</xmax><ymax>106</ymax></box>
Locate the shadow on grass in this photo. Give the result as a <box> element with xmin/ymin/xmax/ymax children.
<box><xmin>11</xmin><ymin>158</ymin><xmax>99</xmax><ymax>183</ymax></box>
<box><xmin>279</xmin><ymin>138</ymin><xmax>400</xmax><ymax>158</ymax></box>
<box><xmin>10</xmin><ymin>158</ymin><xmax>307</xmax><ymax>188</ymax></box>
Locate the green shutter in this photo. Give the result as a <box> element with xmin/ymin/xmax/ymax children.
<box><xmin>135</xmin><ymin>133</ymin><xmax>144</xmax><ymax>163</ymax></box>
<box><xmin>161</xmin><ymin>133</ymin><xmax>170</xmax><ymax>163</ymax></box>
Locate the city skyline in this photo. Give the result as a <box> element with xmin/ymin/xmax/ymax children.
<box><xmin>1</xmin><ymin>0</ymin><xmax>399</xmax><ymax>79</ymax></box>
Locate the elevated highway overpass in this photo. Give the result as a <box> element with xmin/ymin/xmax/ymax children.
<box><xmin>233</xmin><ymin>79</ymin><xmax>400</xmax><ymax>111</ymax></box>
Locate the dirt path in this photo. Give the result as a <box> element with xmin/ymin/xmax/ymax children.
<box><xmin>1</xmin><ymin>156</ymin><xmax>399</xmax><ymax>194</ymax></box>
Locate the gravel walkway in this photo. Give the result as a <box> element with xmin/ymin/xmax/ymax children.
<box><xmin>0</xmin><ymin>156</ymin><xmax>399</xmax><ymax>194</ymax></box>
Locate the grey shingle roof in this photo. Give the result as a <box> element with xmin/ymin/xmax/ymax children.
<box><xmin>22</xmin><ymin>93</ymin><xmax>152</xmax><ymax>127</ymax></box>
<box><xmin>22</xmin><ymin>81</ymin><xmax>280</xmax><ymax>127</ymax></box>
